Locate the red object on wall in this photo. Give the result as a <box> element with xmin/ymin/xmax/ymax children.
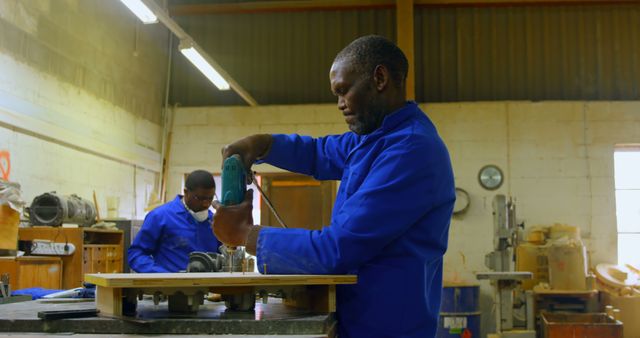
<box><xmin>0</xmin><ymin>150</ymin><xmax>10</xmax><ymax>180</ymax></box>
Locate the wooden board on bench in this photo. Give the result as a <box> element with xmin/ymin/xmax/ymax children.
<box><xmin>85</xmin><ymin>272</ymin><xmax>357</xmax><ymax>316</ymax></box>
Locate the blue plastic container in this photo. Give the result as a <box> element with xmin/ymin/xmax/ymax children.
<box><xmin>436</xmin><ymin>284</ymin><xmax>481</xmax><ymax>338</ymax></box>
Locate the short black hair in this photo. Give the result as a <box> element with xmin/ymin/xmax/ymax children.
<box><xmin>185</xmin><ymin>170</ymin><xmax>215</xmax><ymax>190</ymax></box>
<box><xmin>334</xmin><ymin>35</ymin><xmax>408</xmax><ymax>88</ymax></box>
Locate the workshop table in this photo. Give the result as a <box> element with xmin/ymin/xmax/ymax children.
<box><xmin>0</xmin><ymin>298</ymin><xmax>336</xmax><ymax>336</ymax></box>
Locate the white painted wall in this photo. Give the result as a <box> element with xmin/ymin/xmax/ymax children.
<box><xmin>169</xmin><ymin>101</ymin><xmax>635</xmax><ymax>267</ymax></box>
<box><xmin>0</xmin><ymin>53</ymin><xmax>161</xmax><ymax>219</ymax></box>
<box><xmin>0</xmin><ymin>0</ymin><xmax>166</xmax><ymax>220</ymax></box>
<box><xmin>169</xmin><ymin>101</ymin><xmax>638</xmax><ymax>333</ymax></box>
<box><xmin>166</xmin><ymin>104</ymin><xmax>347</xmax><ymax>198</ymax></box>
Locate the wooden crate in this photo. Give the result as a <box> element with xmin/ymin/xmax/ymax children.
<box><xmin>0</xmin><ymin>205</ymin><xmax>20</xmax><ymax>250</ymax></box>
<box><xmin>542</xmin><ymin>312</ymin><xmax>623</xmax><ymax>338</ymax></box>
<box><xmin>83</xmin><ymin>244</ymin><xmax>122</xmax><ymax>274</ymax></box>
<box><xmin>601</xmin><ymin>292</ymin><xmax>640</xmax><ymax>338</ymax></box>
<box><xmin>0</xmin><ymin>256</ymin><xmax>62</xmax><ymax>289</ymax></box>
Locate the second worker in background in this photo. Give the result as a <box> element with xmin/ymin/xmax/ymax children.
<box><xmin>212</xmin><ymin>35</ymin><xmax>455</xmax><ymax>338</ymax></box>
<box><xmin>129</xmin><ymin>170</ymin><xmax>222</xmax><ymax>273</ymax></box>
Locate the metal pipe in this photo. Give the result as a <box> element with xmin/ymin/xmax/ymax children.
<box><xmin>526</xmin><ymin>290</ymin><xmax>535</xmax><ymax>331</ymax></box>
<box><xmin>29</xmin><ymin>192</ymin><xmax>96</xmax><ymax>227</ymax></box>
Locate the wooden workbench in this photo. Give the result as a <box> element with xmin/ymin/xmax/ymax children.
<box><xmin>85</xmin><ymin>272</ymin><xmax>357</xmax><ymax>316</ymax></box>
<box><xmin>0</xmin><ymin>297</ymin><xmax>337</xmax><ymax>336</ymax></box>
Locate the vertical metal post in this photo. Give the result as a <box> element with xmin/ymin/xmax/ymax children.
<box><xmin>526</xmin><ymin>290</ymin><xmax>535</xmax><ymax>331</ymax></box>
<box><xmin>494</xmin><ymin>280</ymin><xmax>502</xmax><ymax>333</ymax></box>
<box><xmin>396</xmin><ymin>0</ymin><xmax>415</xmax><ymax>100</ymax></box>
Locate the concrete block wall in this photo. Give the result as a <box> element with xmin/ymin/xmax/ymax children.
<box><xmin>0</xmin><ymin>0</ymin><xmax>169</xmax><ymax>124</ymax></box>
<box><xmin>167</xmin><ymin>104</ymin><xmax>348</xmax><ymax>197</ymax></box>
<box><xmin>169</xmin><ymin>101</ymin><xmax>634</xmax><ymax>267</ymax></box>
<box><xmin>170</xmin><ymin>100</ymin><xmax>638</xmax><ymax>334</ymax></box>
<box><xmin>0</xmin><ymin>0</ymin><xmax>168</xmax><ymax>219</ymax></box>
<box><xmin>0</xmin><ymin>127</ymin><xmax>157</xmax><ymax>219</ymax></box>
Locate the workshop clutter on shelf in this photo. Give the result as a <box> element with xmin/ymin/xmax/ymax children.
<box><xmin>0</xmin><ymin>180</ymin><xmax>24</xmax><ymax>250</ymax></box>
<box><xmin>516</xmin><ymin>223</ymin><xmax>593</xmax><ymax>292</ymax></box>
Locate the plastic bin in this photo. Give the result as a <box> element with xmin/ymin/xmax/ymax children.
<box><xmin>542</xmin><ymin>312</ymin><xmax>623</xmax><ymax>338</ymax></box>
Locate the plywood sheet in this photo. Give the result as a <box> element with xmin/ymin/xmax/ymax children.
<box><xmin>85</xmin><ymin>272</ymin><xmax>356</xmax><ymax>288</ymax></box>
<box><xmin>0</xmin><ymin>205</ymin><xmax>19</xmax><ymax>250</ymax></box>
<box><xmin>0</xmin><ymin>256</ymin><xmax>62</xmax><ymax>289</ymax></box>
<box><xmin>16</xmin><ymin>257</ymin><xmax>62</xmax><ymax>289</ymax></box>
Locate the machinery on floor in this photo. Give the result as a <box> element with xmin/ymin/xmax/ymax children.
<box><xmin>0</xmin><ymin>274</ymin><xmax>31</xmax><ymax>305</ymax></box>
<box><xmin>478</xmin><ymin>194</ymin><xmax>536</xmax><ymax>338</ymax></box>
<box><xmin>184</xmin><ymin>246</ymin><xmax>256</xmax><ymax>312</ymax></box>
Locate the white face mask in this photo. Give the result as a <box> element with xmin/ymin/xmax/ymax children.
<box><xmin>183</xmin><ymin>197</ymin><xmax>209</xmax><ymax>222</ymax></box>
<box><xmin>190</xmin><ymin>209</ymin><xmax>209</xmax><ymax>222</ymax></box>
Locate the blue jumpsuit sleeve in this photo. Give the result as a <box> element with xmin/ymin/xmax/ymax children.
<box><xmin>128</xmin><ymin>212</ymin><xmax>171</xmax><ymax>273</ymax></box>
<box><xmin>256</xmin><ymin>139</ymin><xmax>451</xmax><ymax>274</ymax></box>
<box><xmin>261</xmin><ymin>133</ymin><xmax>359</xmax><ymax>180</ymax></box>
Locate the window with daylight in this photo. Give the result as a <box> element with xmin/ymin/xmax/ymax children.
<box><xmin>613</xmin><ymin>147</ymin><xmax>640</xmax><ymax>267</ymax></box>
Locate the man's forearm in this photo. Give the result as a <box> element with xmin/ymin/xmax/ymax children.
<box><xmin>245</xmin><ymin>226</ymin><xmax>263</xmax><ymax>256</ymax></box>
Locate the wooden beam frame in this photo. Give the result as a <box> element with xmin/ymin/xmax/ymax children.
<box><xmin>170</xmin><ymin>0</ymin><xmax>640</xmax><ymax>16</ymax></box>
<box><xmin>141</xmin><ymin>0</ymin><xmax>258</xmax><ymax>106</ymax></box>
<box><xmin>170</xmin><ymin>1</ymin><xmax>394</xmax><ymax>16</ymax></box>
<box><xmin>416</xmin><ymin>0</ymin><xmax>640</xmax><ymax>5</ymax></box>
<box><xmin>396</xmin><ymin>0</ymin><xmax>415</xmax><ymax>101</ymax></box>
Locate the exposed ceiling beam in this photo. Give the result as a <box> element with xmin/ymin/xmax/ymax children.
<box><xmin>396</xmin><ymin>0</ymin><xmax>415</xmax><ymax>101</ymax></box>
<box><xmin>170</xmin><ymin>0</ymin><xmax>393</xmax><ymax>15</ymax></box>
<box><xmin>144</xmin><ymin>0</ymin><xmax>258</xmax><ymax>106</ymax></box>
<box><xmin>170</xmin><ymin>0</ymin><xmax>640</xmax><ymax>15</ymax></box>
<box><xmin>169</xmin><ymin>0</ymin><xmax>395</xmax><ymax>16</ymax></box>
<box><xmin>416</xmin><ymin>0</ymin><xmax>640</xmax><ymax>6</ymax></box>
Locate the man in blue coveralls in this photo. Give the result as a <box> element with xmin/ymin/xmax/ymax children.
<box><xmin>128</xmin><ymin>170</ymin><xmax>222</xmax><ymax>273</ymax></box>
<box><xmin>212</xmin><ymin>35</ymin><xmax>455</xmax><ymax>337</ymax></box>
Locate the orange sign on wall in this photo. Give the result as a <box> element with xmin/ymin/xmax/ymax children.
<box><xmin>0</xmin><ymin>150</ymin><xmax>10</xmax><ymax>180</ymax></box>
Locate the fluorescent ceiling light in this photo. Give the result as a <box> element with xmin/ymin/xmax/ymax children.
<box><xmin>179</xmin><ymin>42</ymin><xmax>230</xmax><ymax>91</ymax></box>
<box><xmin>119</xmin><ymin>0</ymin><xmax>158</xmax><ymax>24</ymax></box>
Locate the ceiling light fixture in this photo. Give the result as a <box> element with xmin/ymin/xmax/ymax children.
<box><xmin>179</xmin><ymin>40</ymin><xmax>230</xmax><ymax>90</ymax></box>
<box><xmin>117</xmin><ymin>0</ymin><xmax>255</xmax><ymax>103</ymax></box>
<box><xmin>119</xmin><ymin>0</ymin><xmax>158</xmax><ymax>24</ymax></box>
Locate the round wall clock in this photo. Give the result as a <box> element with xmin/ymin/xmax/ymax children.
<box><xmin>478</xmin><ymin>165</ymin><xmax>503</xmax><ymax>190</ymax></box>
<box><xmin>453</xmin><ymin>188</ymin><xmax>470</xmax><ymax>215</ymax></box>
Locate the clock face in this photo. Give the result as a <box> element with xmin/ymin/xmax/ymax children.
<box><xmin>478</xmin><ymin>165</ymin><xmax>503</xmax><ymax>190</ymax></box>
<box><xmin>453</xmin><ymin>188</ymin><xmax>470</xmax><ymax>214</ymax></box>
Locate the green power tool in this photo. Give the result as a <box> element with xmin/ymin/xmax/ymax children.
<box><xmin>220</xmin><ymin>154</ymin><xmax>247</xmax><ymax>273</ymax></box>
<box><xmin>221</xmin><ymin>154</ymin><xmax>247</xmax><ymax>206</ymax></box>
<box><xmin>222</xmin><ymin>154</ymin><xmax>288</xmax><ymax>230</ymax></box>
